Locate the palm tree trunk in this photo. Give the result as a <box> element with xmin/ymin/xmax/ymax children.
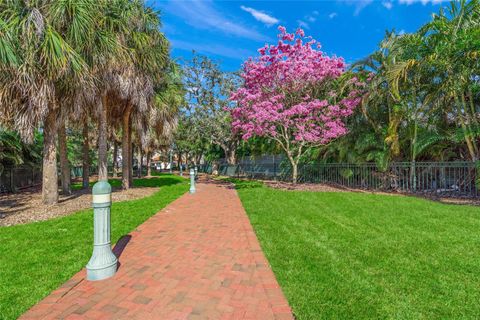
<box><xmin>128</xmin><ymin>136</ymin><xmax>133</xmax><ymax>187</ymax></box>
<box><xmin>98</xmin><ymin>95</ymin><xmax>109</xmax><ymax>181</ymax></box>
<box><xmin>178</xmin><ymin>152</ymin><xmax>183</xmax><ymax>176</ymax></box>
<box><xmin>410</xmin><ymin>119</ymin><xmax>418</xmax><ymax>191</ymax></box>
<box><xmin>122</xmin><ymin>102</ymin><xmax>132</xmax><ymax>190</ymax></box>
<box><xmin>112</xmin><ymin>141</ymin><xmax>118</xmax><ymax>178</ymax></box>
<box><xmin>137</xmin><ymin>147</ymin><xmax>143</xmax><ymax>178</ymax></box>
<box><xmin>58</xmin><ymin>122</ymin><xmax>71</xmax><ymax>195</ymax></box>
<box><xmin>456</xmin><ymin>95</ymin><xmax>477</xmax><ymax>161</ymax></box>
<box><xmin>82</xmin><ymin>120</ymin><xmax>90</xmax><ymax>189</ymax></box>
<box><xmin>146</xmin><ymin>152</ymin><xmax>152</xmax><ymax>177</ymax></box>
<box><xmin>42</xmin><ymin>109</ymin><xmax>59</xmax><ymax>205</ymax></box>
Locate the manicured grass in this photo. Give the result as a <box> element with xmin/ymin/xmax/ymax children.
<box><xmin>0</xmin><ymin>174</ymin><xmax>188</xmax><ymax>320</ymax></box>
<box><xmin>231</xmin><ymin>179</ymin><xmax>480</xmax><ymax>319</ymax></box>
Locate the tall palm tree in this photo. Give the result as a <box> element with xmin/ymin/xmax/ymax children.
<box><xmin>0</xmin><ymin>0</ymin><xmax>92</xmax><ymax>204</ymax></box>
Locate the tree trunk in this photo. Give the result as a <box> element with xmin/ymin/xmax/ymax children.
<box><xmin>410</xmin><ymin>119</ymin><xmax>418</xmax><ymax>191</ymax></box>
<box><xmin>226</xmin><ymin>148</ymin><xmax>237</xmax><ymax>165</ymax></box>
<box><xmin>291</xmin><ymin>163</ymin><xmax>298</xmax><ymax>184</ymax></box>
<box><xmin>112</xmin><ymin>141</ymin><xmax>118</xmax><ymax>178</ymax></box>
<box><xmin>146</xmin><ymin>152</ymin><xmax>152</xmax><ymax>177</ymax></box>
<box><xmin>58</xmin><ymin>122</ymin><xmax>71</xmax><ymax>195</ymax></box>
<box><xmin>137</xmin><ymin>146</ymin><xmax>143</xmax><ymax>178</ymax></box>
<box><xmin>98</xmin><ymin>95</ymin><xmax>109</xmax><ymax>180</ymax></box>
<box><xmin>128</xmin><ymin>114</ymin><xmax>133</xmax><ymax>187</ymax></box>
<box><xmin>82</xmin><ymin>120</ymin><xmax>90</xmax><ymax>189</ymax></box>
<box><xmin>42</xmin><ymin>109</ymin><xmax>59</xmax><ymax>205</ymax></box>
<box><xmin>129</xmin><ymin>139</ymin><xmax>133</xmax><ymax>187</ymax></box>
<box><xmin>286</xmin><ymin>153</ymin><xmax>298</xmax><ymax>184</ymax></box>
<box><xmin>178</xmin><ymin>152</ymin><xmax>183</xmax><ymax>176</ymax></box>
<box><xmin>456</xmin><ymin>95</ymin><xmax>477</xmax><ymax>162</ymax></box>
<box><xmin>122</xmin><ymin>101</ymin><xmax>132</xmax><ymax>190</ymax></box>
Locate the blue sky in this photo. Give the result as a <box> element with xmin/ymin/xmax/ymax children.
<box><xmin>150</xmin><ymin>0</ymin><xmax>450</xmax><ymax>71</ymax></box>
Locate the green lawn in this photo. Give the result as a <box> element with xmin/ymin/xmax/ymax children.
<box><xmin>0</xmin><ymin>174</ymin><xmax>188</xmax><ymax>320</ymax></box>
<box><xmin>231</xmin><ymin>179</ymin><xmax>480</xmax><ymax>320</ymax></box>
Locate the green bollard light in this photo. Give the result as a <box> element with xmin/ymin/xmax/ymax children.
<box><xmin>189</xmin><ymin>168</ymin><xmax>196</xmax><ymax>194</ymax></box>
<box><xmin>86</xmin><ymin>181</ymin><xmax>118</xmax><ymax>281</ymax></box>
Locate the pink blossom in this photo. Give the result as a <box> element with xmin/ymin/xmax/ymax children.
<box><xmin>230</xmin><ymin>26</ymin><xmax>365</xmax><ymax>150</ymax></box>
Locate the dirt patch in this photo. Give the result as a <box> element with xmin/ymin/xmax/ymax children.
<box><xmin>0</xmin><ymin>182</ymin><xmax>159</xmax><ymax>227</ymax></box>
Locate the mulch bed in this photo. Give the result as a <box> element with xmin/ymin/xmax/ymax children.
<box><xmin>0</xmin><ymin>183</ymin><xmax>159</xmax><ymax>227</ymax></box>
<box><xmin>229</xmin><ymin>176</ymin><xmax>480</xmax><ymax>206</ymax></box>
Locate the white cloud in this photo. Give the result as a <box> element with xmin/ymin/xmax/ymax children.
<box><xmin>398</xmin><ymin>0</ymin><xmax>449</xmax><ymax>4</ymax></box>
<box><xmin>382</xmin><ymin>1</ymin><xmax>393</xmax><ymax>9</ymax></box>
<box><xmin>398</xmin><ymin>29</ymin><xmax>406</xmax><ymax>35</ymax></box>
<box><xmin>297</xmin><ymin>20</ymin><xmax>310</xmax><ymax>29</ymax></box>
<box><xmin>337</xmin><ymin>0</ymin><xmax>373</xmax><ymax>15</ymax></box>
<box><xmin>163</xmin><ymin>0</ymin><xmax>267</xmax><ymax>41</ymax></box>
<box><xmin>306</xmin><ymin>10</ymin><xmax>319</xmax><ymax>22</ymax></box>
<box><xmin>329</xmin><ymin>12</ymin><xmax>338</xmax><ymax>19</ymax></box>
<box><xmin>240</xmin><ymin>5</ymin><xmax>279</xmax><ymax>26</ymax></box>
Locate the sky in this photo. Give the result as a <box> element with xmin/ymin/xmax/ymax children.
<box><xmin>150</xmin><ymin>0</ymin><xmax>451</xmax><ymax>71</ymax></box>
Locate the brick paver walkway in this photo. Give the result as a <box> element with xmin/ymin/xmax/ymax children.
<box><xmin>21</xmin><ymin>180</ymin><xmax>293</xmax><ymax>320</ymax></box>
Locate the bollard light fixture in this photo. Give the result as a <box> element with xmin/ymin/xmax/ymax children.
<box><xmin>189</xmin><ymin>168</ymin><xmax>196</xmax><ymax>194</ymax></box>
<box><xmin>86</xmin><ymin>181</ymin><xmax>118</xmax><ymax>281</ymax></box>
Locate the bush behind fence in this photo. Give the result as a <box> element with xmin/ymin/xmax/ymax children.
<box><xmin>0</xmin><ymin>165</ymin><xmax>42</xmax><ymax>193</ymax></box>
<box><xmin>200</xmin><ymin>156</ymin><xmax>479</xmax><ymax>198</ymax></box>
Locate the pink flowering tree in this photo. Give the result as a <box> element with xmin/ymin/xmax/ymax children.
<box><xmin>230</xmin><ymin>26</ymin><xmax>365</xmax><ymax>183</ymax></box>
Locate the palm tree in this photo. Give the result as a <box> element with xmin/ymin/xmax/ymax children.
<box><xmin>420</xmin><ymin>0</ymin><xmax>480</xmax><ymax>161</ymax></box>
<box><xmin>0</xmin><ymin>0</ymin><xmax>92</xmax><ymax>204</ymax></box>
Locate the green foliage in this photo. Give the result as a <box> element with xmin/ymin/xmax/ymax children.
<box><xmin>175</xmin><ymin>53</ymin><xmax>241</xmax><ymax>164</ymax></box>
<box><xmin>0</xmin><ymin>129</ymin><xmax>42</xmax><ymax>173</ymax></box>
<box><xmin>283</xmin><ymin>0</ymin><xmax>480</xmax><ymax>167</ymax></box>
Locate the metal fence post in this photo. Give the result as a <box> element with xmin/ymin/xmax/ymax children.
<box><xmin>86</xmin><ymin>181</ymin><xmax>117</xmax><ymax>281</ymax></box>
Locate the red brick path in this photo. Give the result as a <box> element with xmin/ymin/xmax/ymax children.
<box><xmin>21</xmin><ymin>180</ymin><xmax>293</xmax><ymax>320</ymax></box>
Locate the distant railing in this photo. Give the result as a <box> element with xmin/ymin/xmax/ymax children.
<box><xmin>0</xmin><ymin>165</ymin><xmax>42</xmax><ymax>193</ymax></box>
<box><xmin>0</xmin><ymin>164</ymin><xmax>142</xmax><ymax>194</ymax></box>
<box><xmin>200</xmin><ymin>156</ymin><xmax>479</xmax><ymax>198</ymax></box>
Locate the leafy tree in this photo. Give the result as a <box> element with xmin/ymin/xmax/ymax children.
<box><xmin>183</xmin><ymin>54</ymin><xmax>241</xmax><ymax>164</ymax></box>
<box><xmin>231</xmin><ymin>27</ymin><xmax>365</xmax><ymax>183</ymax></box>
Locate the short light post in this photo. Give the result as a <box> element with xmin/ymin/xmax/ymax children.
<box><xmin>189</xmin><ymin>168</ymin><xmax>196</xmax><ymax>194</ymax></box>
<box><xmin>194</xmin><ymin>166</ymin><xmax>198</xmax><ymax>181</ymax></box>
<box><xmin>179</xmin><ymin>163</ymin><xmax>183</xmax><ymax>176</ymax></box>
<box><xmin>169</xmin><ymin>151</ymin><xmax>173</xmax><ymax>174</ymax></box>
<box><xmin>86</xmin><ymin>181</ymin><xmax>117</xmax><ymax>281</ymax></box>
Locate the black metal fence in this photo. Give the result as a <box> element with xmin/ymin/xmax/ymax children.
<box><xmin>200</xmin><ymin>156</ymin><xmax>479</xmax><ymax>198</ymax></box>
<box><xmin>0</xmin><ymin>165</ymin><xmax>42</xmax><ymax>193</ymax></box>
